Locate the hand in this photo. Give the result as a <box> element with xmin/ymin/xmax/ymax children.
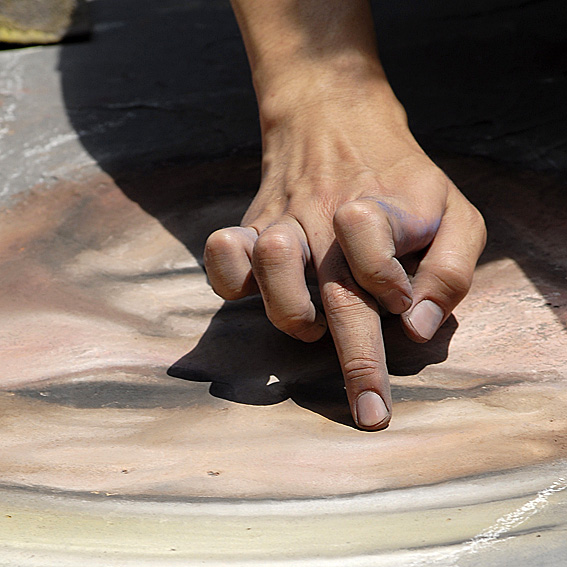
<box><xmin>204</xmin><ymin>1</ymin><xmax>486</xmax><ymax>429</ymax></box>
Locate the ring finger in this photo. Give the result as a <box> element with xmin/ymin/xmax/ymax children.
<box><xmin>252</xmin><ymin>221</ymin><xmax>327</xmax><ymax>343</ymax></box>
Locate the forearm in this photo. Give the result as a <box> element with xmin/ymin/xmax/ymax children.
<box><xmin>230</xmin><ymin>0</ymin><xmax>388</xmax><ymax>105</ymax></box>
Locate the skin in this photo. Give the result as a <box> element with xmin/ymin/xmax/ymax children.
<box><xmin>204</xmin><ymin>0</ymin><xmax>487</xmax><ymax>430</ymax></box>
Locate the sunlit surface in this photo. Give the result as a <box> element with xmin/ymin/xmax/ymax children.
<box><xmin>1</xmin><ymin>1</ymin><xmax>566</xmax><ymax>564</ymax></box>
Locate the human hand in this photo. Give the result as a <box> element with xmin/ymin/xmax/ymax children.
<box><xmin>204</xmin><ymin>59</ymin><xmax>486</xmax><ymax>432</ymax></box>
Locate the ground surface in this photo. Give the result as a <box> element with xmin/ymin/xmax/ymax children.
<box><xmin>1</xmin><ymin>1</ymin><xmax>566</xmax><ymax>565</ymax></box>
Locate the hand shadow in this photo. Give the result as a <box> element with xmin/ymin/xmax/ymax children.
<box><xmin>168</xmin><ymin>298</ymin><xmax>458</xmax><ymax>428</ymax></box>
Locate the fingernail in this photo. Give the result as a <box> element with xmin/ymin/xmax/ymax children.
<box><xmin>407</xmin><ymin>300</ymin><xmax>444</xmax><ymax>340</ymax></box>
<box><xmin>355</xmin><ymin>391</ymin><xmax>390</xmax><ymax>428</ymax></box>
<box><xmin>380</xmin><ymin>289</ymin><xmax>412</xmax><ymax>314</ymax></box>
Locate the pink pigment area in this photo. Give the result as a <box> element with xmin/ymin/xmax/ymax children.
<box><xmin>0</xmin><ymin>156</ymin><xmax>566</xmax><ymax>499</ymax></box>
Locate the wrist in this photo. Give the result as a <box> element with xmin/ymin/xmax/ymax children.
<box><xmin>231</xmin><ymin>0</ymin><xmax>395</xmax><ymax>122</ymax></box>
<box><xmin>255</xmin><ymin>55</ymin><xmax>407</xmax><ymax>137</ymax></box>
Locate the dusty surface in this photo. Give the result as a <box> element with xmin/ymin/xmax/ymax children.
<box><xmin>1</xmin><ymin>0</ymin><xmax>567</xmax><ymax>565</ymax></box>
<box><xmin>1</xmin><ymin>154</ymin><xmax>566</xmax><ymax>501</ymax></box>
<box><xmin>1</xmin><ymin>153</ymin><xmax>567</xmax><ymax>566</ymax></box>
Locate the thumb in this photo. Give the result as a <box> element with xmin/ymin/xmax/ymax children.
<box><xmin>402</xmin><ymin>193</ymin><xmax>486</xmax><ymax>342</ymax></box>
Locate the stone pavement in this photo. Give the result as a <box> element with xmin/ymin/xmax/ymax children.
<box><xmin>1</xmin><ymin>1</ymin><xmax>566</xmax><ymax>565</ymax></box>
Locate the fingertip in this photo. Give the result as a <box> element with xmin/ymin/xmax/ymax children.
<box><xmin>402</xmin><ymin>299</ymin><xmax>444</xmax><ymax>342</ymax></box>
<box><xmin>354</xmin><ymin>391</ymin><xmax>391</xmax><ymax>430</ymax></box>
<box><xmin>204</xmin><ymin>226</ymin><xmax>257</xmax><ymax>300</ymax></box>
<box><xmin>288</xmin><ymin>309</ymin><xmax>327</xmax><ymax>342</ymax></box>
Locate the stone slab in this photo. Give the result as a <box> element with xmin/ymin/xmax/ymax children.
<box><xmin>0</xmin><ymin>0</ymin><xmax>90</xmax><ymax>44</ymax></box>
<box><xmin>1</xmin><ymin>0</ymin><xmax>566</xmax><ymax>565</ymax></box>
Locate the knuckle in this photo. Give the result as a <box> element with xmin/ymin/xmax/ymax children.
<box><xmin>334</xmin><ymin>200</ymin><xmax>374</xmax><ymax>230</ymax></box>
<box><xmin>471</xmin><ymin>205</ymin><xmax>486</xmax><ymax>230</ymax></box>
<box><xmin>430</xmin><ymin>256</ymin><xmax>472</xmax><ymax>301</ymax></box>
<box><xmin>461</xmin><ymin>201</ymin><xmax>486</xmax><ymax>232</ymax></box>
<box><xmin>268</xmin><ymin>304</ymin><xmax>314</xmax><ymax>335</ymax></box>
<box><xmin>324</xmin><ymin>275</ymin><xmax>357</xmax><ymax>308</ymax></box>
<box><xmin>253</xmin><ymin>228</ymin><xmax>296</xmax><ymax>261</ymax></box>
<box><xmin>471</xmin><ymin>208</ymin><xmax>488</xmax><ymax>249</ymax></box>
<box><xmin>203</xmin><ymin>230</ymin><xmax>248</xmax><ymax>300</ymax></box>
<box><xmin>451</xmin><ymin>193</ymin><xmax>487</xmax><ymax>251</ymax></box>
<box><xmin>342</xmin><ymin>357</ymin><xmax>382</xmax><ymax>382</ymax></box>
<box><xmin>323</xmin><ymin>277</ymin><xmax>373</xmax><ymax>318</ymax></box>
<box><xmin>205</xmin><ymin>228</ymin><xmax>240</xmax><ymax>255</ymax></box>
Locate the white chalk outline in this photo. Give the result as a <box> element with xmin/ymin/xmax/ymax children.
<box><xmin>409</xmin><ymin>477</ymin><xmax>567</xmax><ymax>567</ymax></box>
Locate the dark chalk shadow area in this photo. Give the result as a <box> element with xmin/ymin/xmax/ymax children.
<box><xmin>167</xmin><ymin>298</ymin><xmax>458</xmax><ymax>427</ymax></box>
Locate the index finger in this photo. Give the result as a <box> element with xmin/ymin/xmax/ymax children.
<box><xmin>316</xmin><ymin>241</ymin><xmax>392</xmax><ymax>430</ymax></box>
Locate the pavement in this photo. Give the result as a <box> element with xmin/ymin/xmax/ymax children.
<box><xmin>2</xmin><ymin>0</ymin><xmax>567</xmax><ymax>202</ymax></box>
<box><xmin>1</xmin><ymin>1</ymin><xmax>566</xmax><ymax>566</ymax></box>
